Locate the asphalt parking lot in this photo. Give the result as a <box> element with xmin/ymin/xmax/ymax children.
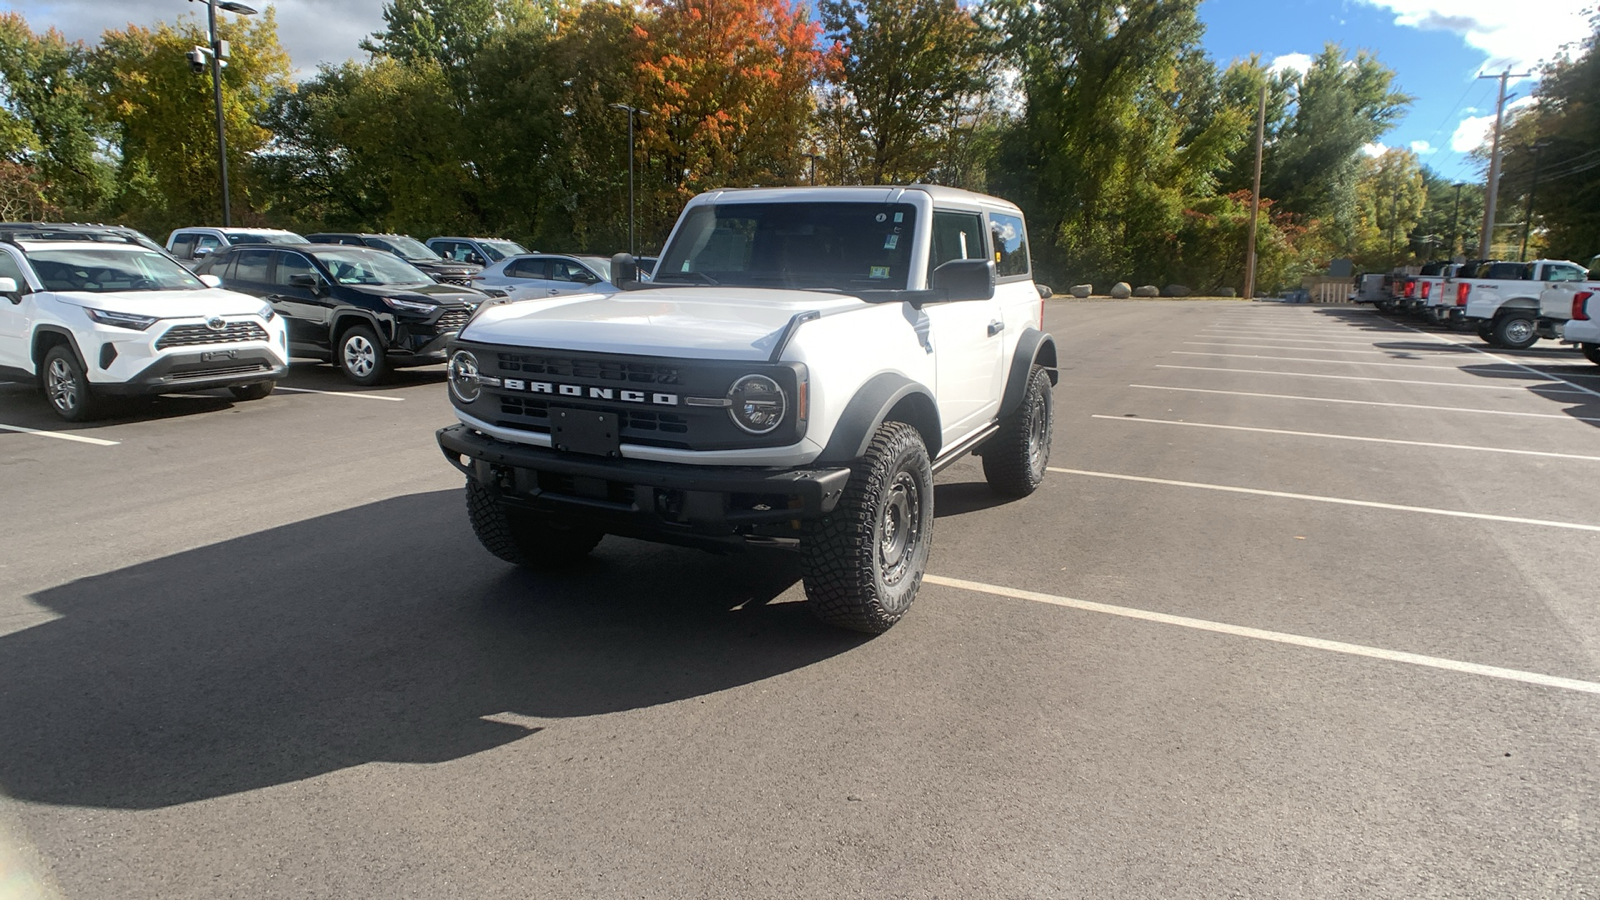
<box><xmin>2</xmin><ymin>299</ymin><xmax>1597</xmax><ymax>899</ymax></box>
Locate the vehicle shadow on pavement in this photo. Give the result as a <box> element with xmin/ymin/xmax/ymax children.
<box><xmin>282</xmin><ymin>360</ymin><xmax>447</xmax><ymax>393</ymax></box>
<box><xmin>0</xmin><ymin>489</ymin><xmax>864</xmax><ymax>810</ymax></box>
<box><xmin>934</xmin><ymin>481</ymin><xmax>1014</xmax><ymax>518</ymax></box>
<box><xmin>0</xmin><ymin>383</ymin><xmax>243</xmax><ymax>432</ymax></box>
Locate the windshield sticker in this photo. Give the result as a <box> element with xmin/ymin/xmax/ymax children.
<box><xmin>875</xmin><ymin>213</ymin><xmax>887</xmax><ymax>223</ymax></box>
<box><xmin>883</xmin><ymin>234</ymin><xmax>899</xmax><ymax>250</ymax></box>
<box><xmin>893</xmin><ymin>213</ymin><xmax>904</xmax><ymax>223</ymax></box>
<box><xmin>870</xmin><ymin>266</ymin><xmax>890</xmax><ymax>279</ymax></box>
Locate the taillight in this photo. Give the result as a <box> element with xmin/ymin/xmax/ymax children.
<box><xmin>1422</xmin><ymin>282</ymin><xmax>1432</xmax><ymax>299</ymax></box>
<box><xmin>1575</xmin><ymin>291</ymin><xmax>1593</xmax><ymax>321</ymax></box>
<box><xmin>1456</xmin><ymin>282</ymin><xmax>1471</xmax><ymax>306</ymax></box>
<box><xmin>1403</xmin><ymin>281</ymin><xmax>1416</xmax><ymax>298</ymax></box>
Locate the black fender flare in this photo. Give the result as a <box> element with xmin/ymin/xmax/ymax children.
<box><xmin>31</xmin><ymin>325</ymin><xmax>88</xmax><ymax>369</ymax></box>
<box><xmin>999</xmin><ymin>329</ymin><xmax>1059</xmax><ymax>417</ymax></box>
<box><xmin>816</xmin><ymin>372</ymin><xmax>942</xmax><ymax>464</ymax></box>
<box><xmin>330</xmin><ymin>308</ymin><xmax>391</xmax><ymax>345</ymax></box>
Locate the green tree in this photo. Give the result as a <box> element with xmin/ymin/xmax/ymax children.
<box><xmin>1351</xmin><ymin>147</ymin><xmax>1426</xmax><ymax>268</ymax></box>
<box><xmin>0</xmin><ymin>13</ymin><xmax>113</xmax><ymax>217</ymax></box>
<box><xmin>819</xmin><ymin>0</ymin><xmax>989</xmax><ymax>184</ymax></box>
<box><xmin>92</xmin><ymin>10</ymin><xmax>292</xmax><ymax>234</ymax></box>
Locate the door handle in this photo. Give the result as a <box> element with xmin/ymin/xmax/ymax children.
<box><xmin>987</xmin><ymin>320</ymin><xmax>1004</xmax><ymax>337</ymax></box>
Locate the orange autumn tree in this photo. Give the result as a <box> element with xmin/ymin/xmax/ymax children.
<box><xmin>634</xmin><ymin>0</ymin><xmax>837</xmax><ymax>214</ymax></box>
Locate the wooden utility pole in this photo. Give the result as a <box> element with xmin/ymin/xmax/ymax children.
<box><xmin>1478</xmin><ymin>69</ymin><xmax>1531</xmax><ymax>259</ymax></box>
<box><xmin>1243</xmin><ymin>84</ymin><xmax>1266</xmax><ymax>300</ymax></box>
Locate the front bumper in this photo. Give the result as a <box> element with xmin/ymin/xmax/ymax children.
<box><xmin>95</xmin><ymin>348</ymin><xmax>287</xmax><ymax>396</ymax></box>
<box><xmin>438</xmin><ymin>424</ymin><xmax>851</xmax><ymax>538</ymax></box>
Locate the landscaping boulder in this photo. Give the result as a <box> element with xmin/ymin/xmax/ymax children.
<box><xmin>1216</xmin><ymin>287</ymin><xmax>1237</xmax><ymax>297</ymax></box>
<box><xmin>1070</xmin><ymin>283</ymin><xmax>1093</xmax><ymax>298</ymax></box>
<box><xmin>1162</xmin><ymin>284</ymin><xmax>1192</xmax><ymax>298</ymax></box>
<box><xmin>1132</xmin><ymin>284</ymin><xmax>1160</xmax><ymax>298</ymax></box>
<box><xmin>1109</xmin><ymin>281</ymin><xmax>1132</xmax><ymax>299</ymax></box>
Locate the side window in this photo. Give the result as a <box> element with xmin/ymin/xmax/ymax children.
<box><xmin>928</xmin><ymin>211</ymin><xmax>987</xmax><ymax>283</ymax></box>
<box><xmin>988</xmin><ymin>213</ymin><xmax>1030</xmax><ymax>279</ymax></box>
<box><xmin>233</xmin><ymin>249</ymin><xmax>272</xmax><ymax>283</ymax></box>
<box><xmin>0</xmin><ymin>249</ymin><xmax>29</xmax><ymax>290</ymax></box>
<box><xmin>508</xmin><ymin>258</ymin><xmax>548</xmax><ymax>279</ymax></box>
<box><xmin>195</xmin><ymin>235</ymin><xmax>222</xmax><ymax>255</ymax></box>
<box><xmin>551</xmin><ymin>261</ymin><xmax>593</xmax><ymax>283</ymax></box>
<box><xmin>438</xmin><ymin>242</ymin><xmax>468</xmax><ymax>262</ymax></box>
<box><xmin>170</xmin><ymin>234</ymin><xmax>197</xmax><ymax>259</ymax></box>
<box><xmin>274</xmin><ymin>252</ymin><xmax>317</xmax><ymax>286</ymax></box>
<box><xmin>1549</xmin><ymin>264</ymin><xmax>1585</xmax><ymax>283</ymax></box>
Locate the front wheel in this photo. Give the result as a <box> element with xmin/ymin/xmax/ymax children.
<box><xmin>800</xmin><ymin>421</ymin><xmax>933</xmax><ymax>634</ymax></box>
<box><xmin>464</xmin><ymin>480</ymin><xmax>603</xmax><ymax>568</ymax></box>
<box><xmin>41</xmin><ymin>345</ymin><xmax>99</xmax><ymax>422</ymax></box>
<box><xmin>983</xmin><ymin>365</ymin><xmax>1054</xmax><ymax>497</ymax></box>
<box><xmin>228</xmin><ymin>380</ymin><xmax>275</xmax><ymax>401</ymax></box>
<box><xmin>1583</xmin><ymin>344</ymin><xmax>1600</xmax><ymax>366</ymax></box>
<box><xmin>1493</xmin><ymin>312</ymin><xmax>1538</xmax><ymax>350</ymax></box>
<box><xmin>338</xmin><ymin>325</ymin><xmax>389</xmax><ymax>386</ymax></box>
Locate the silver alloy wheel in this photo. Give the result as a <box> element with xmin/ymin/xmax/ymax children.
<box><xmin>46</xmin><ymin>357</ymin><xmax>78</xmax><ymax>412</ymax></box>
<box><xmin>1504</xmin><ymin>317</ymin><xmax>1534</xmax><ymax>344</ymax></box>
<box><xmin>878</xmin><ymin>470</ymin><xmax>922</xmax><ymax>586</ymax></box>
<box><xmin>342</xmin><ymin>334</ymin><xmax>376</xmax><ymax>377</ymax></box>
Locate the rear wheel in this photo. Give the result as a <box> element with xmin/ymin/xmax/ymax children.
<box><xmin>464</xmin><ymin>480</ymin><xmax>603</xmax><ymax>568</ymax></box>
<box><xmin>800</xmin><ymin>421</ymin><xmax>933</xmax><ymax>634</ymax></box>
<box><xmin>338</xmin><ymin>325</ymin><xmax>388</xmax><ymax>386</ymax></box>
<box><xmin>41</xmin><ymin>345</ymin><xmax>99</xmax><ymax>422</ymax></box>
<box><xmin>1492</xmin><ymin>311</ymin><xmax>1538</xmax><ymax>350</ymax></box>
<box><xmin>1475</xmin><ymin>322</ymin><xmax>1496</xmax><ymax>344</ymax></box>
<box><xmin>228</xmin><ymin>380</ymin><xmax>275</xmax><ymax>401</ymax></box>
<box><xmin>983</xmin><ymin>365</ymin><xmax>1053</xmax><ymax>497</ymax></box>
<box><xmin>1583</xmin><ymin>344</ymin><xmax>1600</xmax><ymax>366</ymax></box>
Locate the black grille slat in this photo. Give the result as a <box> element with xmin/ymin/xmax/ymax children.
<box><xmin>167</xmin><ymin>364</ymin><xmax>270</xmax><ymax>381</ymax></box>
<box><xmin>156</xmin><ymin>322</ymin><xmax>269</xmax><ymax>350</ymax></box>
<box><xmin>436</xmin><ymin>275</ymin><xmax>474</xmax><ymax>287</ymax></box>
<box><xmin>497</xmin><ymin>352</ymin><xmax>681</xmax><ymax>386</ymax></box>
<box><xmin>497</xmin><ymin>396</ymin><xmax>690</xmax><ymax>444</ymax></box>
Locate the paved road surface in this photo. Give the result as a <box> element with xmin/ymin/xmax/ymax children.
<box><xmin>1</xmin><ymin>300</ymin><xmax>1596</xmax><ymax>898</ymax></box>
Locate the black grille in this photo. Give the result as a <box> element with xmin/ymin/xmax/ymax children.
<box><xmin>156</xmin><ymin>321</ymin><xmax>269</xmax><ymax>350</ymax></box>
<box><xmin>499</xmin><ymin>395</ymin><xmax>690</xmax><ymax>442</ymax></box>
<box><xmin>497</xmin><ymin>352</ymin><xmax>682</xmax><ymax>386</ymax></box>
<box><xmin>436</xmin><ymin>308</ymin><xmax>471</xmax><ymax>332</ymax></box>
<box><xmin>167</xmin><ymin>364</ymin><xmax>270</xmax><ymax>381</ymax></box>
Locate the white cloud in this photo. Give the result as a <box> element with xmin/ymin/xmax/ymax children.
<box><xmin>1268</xmin><ymin>52</ymin><xmax>1315</xmax><ymax>75</ymax></box>
<box><xmin>1449</xmin><ymin>95</ymin><xmax>1538</xmax><ymax>153</ymax></box>
<box><xmin>1362</xmin><ymin>142</ymin><xmax>1388</xmax><ymax>158</ymax></box>
<box><xmin>1357</xmin><ymin>0</ymin><xmax>1592</xmax><ymax>71</ymax></box>
<box><xmin>1411</xmin><ymin>140</ymin><xmax>1436</xmax><ymax>154</ymax></box>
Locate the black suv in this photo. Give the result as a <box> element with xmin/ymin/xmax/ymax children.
<box><xmin>198</xmin><ymin>243</ymin><xmax>486</xmax><ymax>385</ymax></box>
<box><xmin>304</xmin><ymin>233</ymin><xmax>482</xmax><ymax>286</ymax></box>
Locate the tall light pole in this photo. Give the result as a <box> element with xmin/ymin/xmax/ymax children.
<box><xmin>610</xmin><ymin>103</ymin><xmax>649</xmax><ymax>255</ymax></box>
<box><xmin>188</xmin><ymin>0</ymin><xmax>258</xmax><ymax>226</ymax></box>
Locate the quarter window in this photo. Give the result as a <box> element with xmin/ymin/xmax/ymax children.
<box><xmin>1548</xmin><ymin>264</ymin><xmax>1586</xmax><ymax>282</ymax></box>
<box><xmin>988</xmin><ymin>213</ymin><xmax>1029</xmax><ymax>278</ymax></box>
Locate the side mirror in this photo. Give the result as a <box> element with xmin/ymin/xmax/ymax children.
<box><xmin>930</xmin><ymin>259</ymin><xmax>995</xmax><ymax>302</ymax></box>
<box><xmin>0</xmin><ymin>276</ymin><xmax>17</xmax><ymax>297</ymax></box>
<box><xmin>1036</xmin><ymin>284</ymin><xmax>1053</xmax><ymax>299</ymax></box>
<box><xmin>199</xmin><ymin>274</ymin><xmax>222</xmax><ymax>288</ymax></box>
<box><xmin>467</xmin><ymin>253</ymin><xmax>485</xmax><ymax>266</ymax></box>
<box><xmin>289</xmin><ymin>273</ymin><xmax>322</xmax><ymax>294</ymax></box>
<box><xmin>610</xmin><ymin>252</ymin><xmax>641</xmax><ymax>289</ymax></box>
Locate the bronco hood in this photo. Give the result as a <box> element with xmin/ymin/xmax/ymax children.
<box><xmin>460</xmin><ymin>288</ymin><xmax>865</xmax><ymax>360</ymax></box>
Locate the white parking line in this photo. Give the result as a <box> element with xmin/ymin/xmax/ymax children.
<box><xmin>272</xmin><ymin>386</ymin><xmax>405</xmax><ymax>402</ymax></box>
<box><xmin>1153</xmin><ymin>364</ymin><xmax>1588</xmax><ymax>394</ymax></box>
<box><xmin>0</xmin><ymin>423</ymin><xmax>118</xmax><ymax>446</ymax></box>
<box><xmin>1173</xmin><ymin>351</ymin><xmax>1529</xmax><ymax>371</ymax></box>
<box><xmin>1185</xmin><ymin>341</ymin><xmax>1472</xmax><ymax>355</ymax></box>
<box><xmin>1394</xmin><ymin>321</ymin><xmax>1600</xmax><ymax>402</ymax></box>
<box><xmin>1202</xmin><ymin>327</ymin><xmax>1402</xmax><ymax>339</ymax></box>
<box><xmin>1046</xmin><ymin>466</ymin><xmax>1600</xmax><ymax>533</ymax></box>
<box><xmin>1089</xmin><ymin>415</ymin><xmax>1600</xmax><ymax>462</ymax></box>
<box><xmin>1129</xmin><ymin>384</ymin><xmax>1600</xmax><ymax>423</ymax></box>
<box><xmin>923</xmin><ymin>575</ymin><xmax>1600</xmax><ymax>696</ymax></box>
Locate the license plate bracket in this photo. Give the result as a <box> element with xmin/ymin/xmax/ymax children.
<box><xmin>552</xmin><ymin>409</ymin><xmax>620</xmax><ymax>457</ymax></box>
<box><xmin>201</xmin><ymin>349</ymin><xmax>237</xmax><ymax>362</ymax></box>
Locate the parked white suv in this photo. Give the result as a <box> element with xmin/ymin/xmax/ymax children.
<box><xmin>0</xmin><ymin>236</ymin><xmax>288</xmax><ymax>420</ymax></box>
<box><xmin>438</xmin><ymin>185</ymin><xmax>1058</xmax><ymax>633</ymax></box>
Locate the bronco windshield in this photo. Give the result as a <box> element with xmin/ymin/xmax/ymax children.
<box><xmin>29</xmin><ymin>248</ymin><xmax>206</xmax><ymax>294</ymax></box>
<box><xmin>654</xmin><ymin>202</ymin><xmax>919</xmax><ymax>291</ymax></box>
<box><xmin>308</xmin><ymin>248</ymin><xmax>434</xmax><ymax>286</ymax></box>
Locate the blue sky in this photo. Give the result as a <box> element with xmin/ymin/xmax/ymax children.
<box><xmin>10</xmin><ymin>0</ymin><xmax>1594</xmax><ymax>184</ymax></box>
<box><xmin>1199</xmin><ymin>0</ymin><xmax>1594</xmax><ymax>182</ymax></box>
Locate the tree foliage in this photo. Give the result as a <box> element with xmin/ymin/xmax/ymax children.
<box><xmin>0</xmin><ymin>14</ymin><xmax>111</xmax><ymax>217</ymax></box>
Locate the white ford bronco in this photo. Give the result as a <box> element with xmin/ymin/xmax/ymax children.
<box><xmin>437</xmin><ymin>185</ymin><xmax>1058</xmax><ymax>633</ymax></box>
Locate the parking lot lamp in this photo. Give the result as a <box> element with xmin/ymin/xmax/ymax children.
<box><xmin>188</xmin><ymin>0</ymin><xmax>258</xmax><ymax>226</ymax></box>
<box><xmin>610</xmin><ymin>103</ymin><xmax>649</xmax><ymax>255</ymax></box>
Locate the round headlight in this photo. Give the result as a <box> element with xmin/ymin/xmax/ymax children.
<box><xmin>727</xmin><ymin>374</ymin><xmax>787</xmax><ymax>435</ymax></box>
<box><xmin>448</xmin><ymin>350</ymin><xmax>481</xmax><ymax>403</ymax></box>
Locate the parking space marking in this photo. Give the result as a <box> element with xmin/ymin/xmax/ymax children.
<box><xmin>1130</xmin><ymin>384</ymin><xmax>1600</xmax><ymax>423</ymax></box>
<box><xmin>1186</xmin><ymin>341</ymin><xmax>1477</xmax><ymax>356</ymax></box>
<box><xmin>1195</xmin><ymin>334</ymin><xmax>1399</xmax><ymax>346</ymax></box>
<box><xmin>1047</xmin><ymin>466</ymin><xmax>1600</xmax><ymax>533</ymax></box>
<box><xmin>1173</xmin><ymin>351</ymin><xmax>1539</xmax><ymax>371</ymax></box>
<box><xmin>923</xmin><ymin>575</ymin><xmax>1600</xmax><ymax>696</ymax></box>
<box><xmin>1202</xmin><ymin>328</ymin><xmax>1402</xmax><ymax>339</ymax></box>
<box><xmin>272</xmin><ymin>386</ymin><xmax>405</xmax><ymax>402</ymax></box>
<box><xmin>1089</xmin><ymin>415</ymin><xmax>1600</xmax><ymax>462</ymax></box>
<box><xmin>1154</xmin><ymin>364</ymin><xmax>1589</xmax><ymax>394</ymax></box>
<box><xmin>0</xmin><ymin>423</ymin><xmax>118</xmax><ymax>446</ymax></box>
<box><xmin>1394</xmin><ymin>322</ymin><xmax>1600</xmax><ymax>402</ymax></box>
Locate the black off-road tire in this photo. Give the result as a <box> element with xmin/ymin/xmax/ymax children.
<box><xmin>337</xmin><ymin>324</ymin><xmax>389</xmax><ymax>386</ymax></box>
<box><xmin>1492</xmin><ymin>311</ymin><xmax>1538</xmax><ymax>350</ymax></box>
<box><xmin>464</xmin><ymin>480</ymin><xmax>604</xmax><ymax>568</ymax></box>
<box><xmin>800</xmin><ymin>421</ymin><xmax>933</xmax><ymax>634</ymax></box>
<box><xmin>983</xmin><ymin>365</ymin><xmax>1054</xmax><ymax>498</ymax></box>
<box><xmin>40</xmin><ymin>344</ymin><xmax>100</xmax><ymax>422</ymax></box>
<box><xmin>1583</xmin><ymin>344</ymin><xmax>1600</xmax><ymax>366</ymax></box>
<box><xmin>228</xmin><ymin>380</ymin><xmax>275</xmax><ymax>401</ymax></box>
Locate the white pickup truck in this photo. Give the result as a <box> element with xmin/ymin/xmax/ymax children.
<box><xmin>1536</xmin><ymin>257</ymin><xmax>1600</xmax><ymax>346</ymax></box>
<box><xmin>1458</xmin><ymin>259</ymin><xmax>1589</xmax><ymax>349</ymax></box>
<box><xmin>436</xmin><ymin>185</ymin><xmax>1059</xmax><ymax>633</ymax></box>
<box><xmin>1560</xmin><ymin>288</ymin><xmax>1600</xmax><ymax>365</ymax></box>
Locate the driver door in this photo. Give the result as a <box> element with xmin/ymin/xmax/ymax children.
<box><xmin>269</xmin><ymin>251</ymin><xmax>333</xmax><ymax>352</ymax></box>
<box><xmin>920</xmin><ymin>210</ymin><xmax>1005</xmax><ymax>447</ymax></box>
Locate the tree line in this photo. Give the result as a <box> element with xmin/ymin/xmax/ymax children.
<box><xmin>6</xmin><ymin>0</ymin><xmax>1580</xmax><ymax>290</ymax></box>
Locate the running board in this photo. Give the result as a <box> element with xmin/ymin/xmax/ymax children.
<box><xmin>932</xmin><ymin>423</ymin><xmax>999</xmax><ymax>475</ymax></box>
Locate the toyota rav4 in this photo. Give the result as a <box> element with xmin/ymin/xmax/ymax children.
<box><xmin>437</xmin><ymin>186</ymin><xmax>1058</xmax><ymax>633</ymax></box>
